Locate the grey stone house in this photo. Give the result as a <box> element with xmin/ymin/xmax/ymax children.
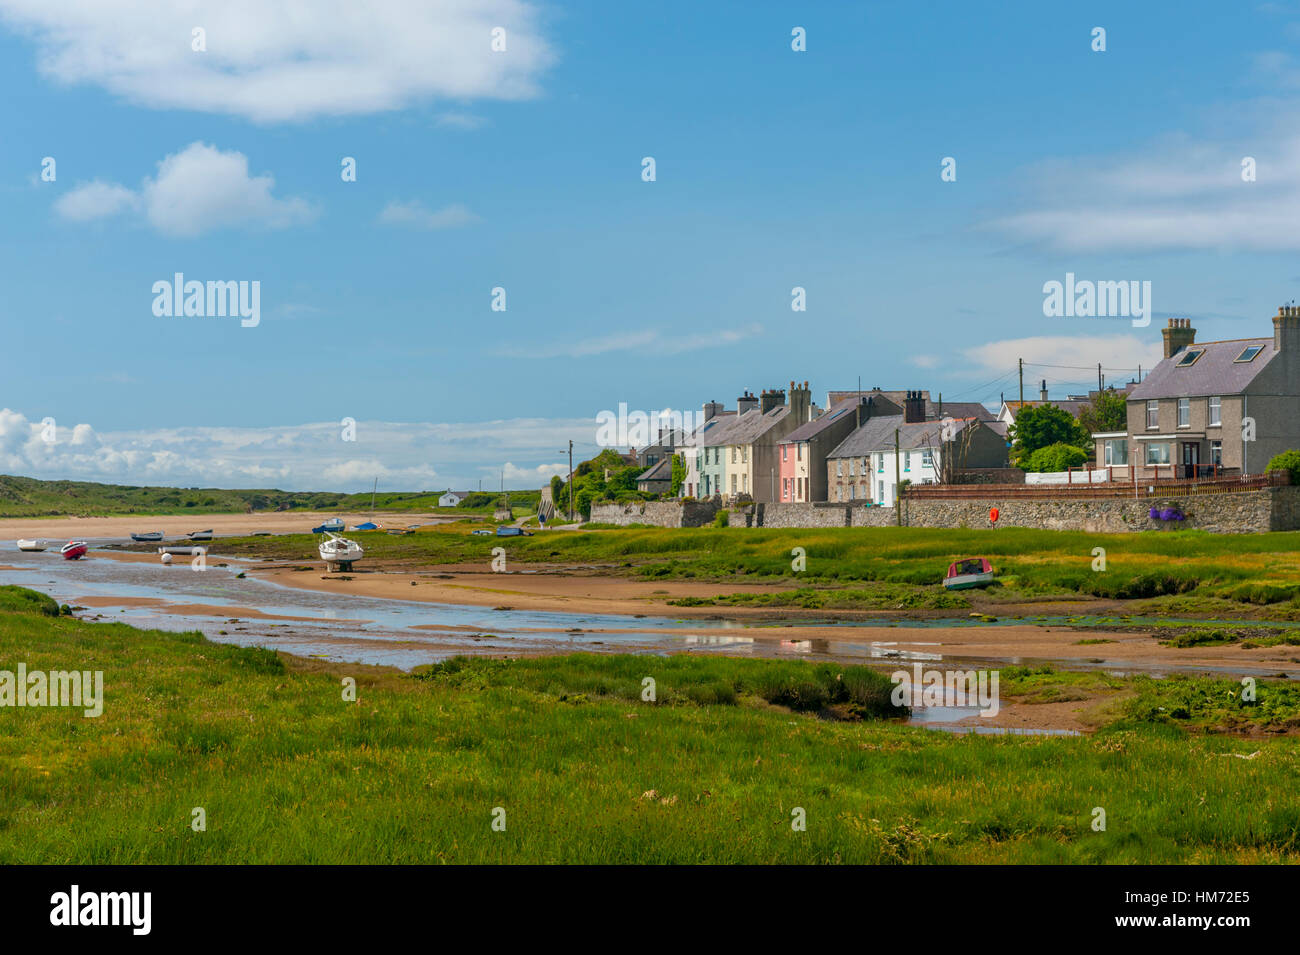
<box><xmin>1095</xmin><ymin>309</ymin><xmax>1300</xmax><ymax>479</ymax></box>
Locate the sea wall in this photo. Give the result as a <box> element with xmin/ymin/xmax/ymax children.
<box><xmin>590</xmin><ymin>486</ymin><xmax>1300</xmax><ymax>533</ymax></box>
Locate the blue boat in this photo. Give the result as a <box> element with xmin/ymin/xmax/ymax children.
<box><xmin>352</xmin><ymin>521</ymin><xmax>379</xmax><ymax>531</ymax></box>
<box><xmin>311</xmin><ymin>518</ymin><xmax>345</xmax><ymax>533</ymax></box>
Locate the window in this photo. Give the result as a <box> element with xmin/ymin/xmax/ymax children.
<box><xmin>922</xmin><ymin>449</ymin><xmax>934</xmax><ymax>469</ymax></box>
<box><xmin>836</xmin><ymin>460</ymin><xmax>842</xmax><ymax>477</ymax></box>
<box><xmin>782</xmin><ymin>446</ymin><xmax>787</xmax><ymax>462</ymax></box>
<box><xmin>877</xmin><ymin>454</ymin><xmax>884</xmax><ymax>473</ymax></box>
<box><xmin>861</xmin><ymin>457</ymin><xmax>867</xmax><ymax>474</ymax></box>
<box><xmin>904</xmin><ymin>452</ymin><xmax>911</xmax><ymax>473</ymax></box>
<box><xmin>730</xmin><ymin>447</ymin><xmax>736</xmax><ymax>464</ymax></box>
<box><xmin>836</xmin><ymin>486</ymin><xmax>842</xmax><ymax>502</ymax></box>
<box><xmin>1146</xmin><ymin>400</ymin><xmax>1158</xmax><ymax>429</ymax></box>
<box><xmin>730</xmin><ymin>474</ymin><xmax>736</xmax><ymax>493</ymax></box>
<box><xmin>1104</xmin><ymin>439</ymin><xmax>1128</xmax><ymax>466</ymax></box>
<box><xmin>849</xmin><ymin>484</ymin><xmax>855</xmax><ymax>500</ymax></box>
<box><xmin>878</xmin><ymin>480</ymin><xmax>885</xmax><ymax>503</ymax></box>
<box><xmin>1175</xmin><ymin>348</ymin><xmax>1205</xmax><ymax>367</ymax></box>
<box><xmin>742</xmin><ymin>474</ymin><xmax>748</xmax><ymax>492</ymax></box>
<box><xmin>1235</xmin><ymin>345</ymin><xmax>1263</xmax><ymax>363</ymax></box>
<box><xmin>741</xmin><ymin>446</ymin><xmax>748</xmax><ymax>463</ymax></box>
<box><xmin>848</xmin><ymin>458</ymin><xmax>855</xmax><ymax>477</ymax></box>
<box><xmin>1209</xmin><ymin>396</ymin><xmax>1221</xmax><ymax>427</ymax></box>
<box><xmin>1211</xmin><ymin>440</ymin><xmax>1222</xmax><ymax>467</ymax></box>
<box><xmin>1177</xmin><ymin>398</ymin><xmax>1190</xmax><ymax>428</ymax></box>
<box><xmin>797</xmin><ymin>444</ymin><xmax>802</xmax><ymax>461</ymax></box>
<box><xmin>1145</xmin><ymin>442</ymin><xmax>1171</xmax><ymax>465</ymax></box>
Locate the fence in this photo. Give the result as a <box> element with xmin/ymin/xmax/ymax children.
<box><xmin>902</xmin><ymin>470</ymin><xmax>1288</xmax><ymax>500</ymax></box>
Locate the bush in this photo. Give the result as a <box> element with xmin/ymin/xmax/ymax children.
<box><xmin>0</xmin><ymin>586</ymin><xmax>60</xmax><ymax>617</ymax></box>
<box><xmin>1266</xmin><ymin>450</ymin><xmax>1300</xmax><ymax>485</ymax></box>
<box><xmin>713</xmin><ymin>510</ymin><xmax>729</xmax><ymax>528</ymax></box>
<box><xmin>1024</xmin><ymin>442</ymin><xmax>1089</xmax><ymax>473</ymax></box>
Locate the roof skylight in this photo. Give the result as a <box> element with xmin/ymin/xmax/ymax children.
<box><xmin>1175</xmin><ymin>348</ymin><xmax>1204</xmax><ymax>367</ymax></box>
<box><xmin>1234</xmin><ymin>345</ymin><xmax>1264</xmax><ymax>363</ymax></box>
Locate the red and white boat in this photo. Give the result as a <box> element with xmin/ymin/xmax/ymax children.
<box><xmin>60</xmin><ymin>541</ymin><xmax>89</xmax><ymax>560</ymax></box>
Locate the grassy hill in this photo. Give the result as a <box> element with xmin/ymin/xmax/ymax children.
<box><xmin>0</xmin><ymin>474</ymin><xmax>540</xmax><ymax>518</ymax></box>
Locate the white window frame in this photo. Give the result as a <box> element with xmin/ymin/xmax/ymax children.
<box><xmin>1177</xmin><ymin>398</ymin><xmax>1190</xmax><ymax>428</ymax></box>
<box><xmin>1146</xmin><ymin>400</ymin><xmax>1158</xmax><ymax>430</ymax></box>
<box><xmin>1208</xmin><ymin>396</ymin><xmax>1221</xmax><ymax>427</ymax></box>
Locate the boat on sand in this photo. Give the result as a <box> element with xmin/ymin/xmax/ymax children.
<box><xmin>16</xmin><ymin>539</ymin><xmax>46</xmax><ymax>552</ymax></box>
<box><xmin>61</xmin><ymin>541</ymin><xmax>89</xmax><ymax>560</ymax></box>
<box><xmin>319</xmin><ymin>532</ymin><xmax>363</xmax><ymax>572</ymax></box>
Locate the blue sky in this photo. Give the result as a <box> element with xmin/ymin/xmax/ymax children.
<box><xmin>2</xmin><ymin>0</ymin><xmax>1300</xmax><ymax>490</ymax></box>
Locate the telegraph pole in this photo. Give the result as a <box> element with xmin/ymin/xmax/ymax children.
<box><xmin>568</xmin><ymin>440</ymin><xmax>574</xmax><ymax>521</ymax></box>
<box><xmin>1098</xmin><ymin>363</ymin><xmax>1103</xmax><ymax>392</ymax></box>
<box><xmin>1018</xmin><ymin>358</ymin><xmax>1024</xmax><ymax>406</ymax></box>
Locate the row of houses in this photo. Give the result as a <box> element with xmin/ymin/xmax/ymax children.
<box><xmin>633</xmin><ymin>307</ymin><xmax>1300</xmax><ymax>503</ymax></box>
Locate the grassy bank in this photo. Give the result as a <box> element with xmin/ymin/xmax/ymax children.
<box><xmin>0</xmin><ymin>474</ymin><xmax>539</xmax><ymax>518</ymax></box>
<box><xmin>1</xmin><ymin>586</ymin><xmax>1297</xmax><ymax>863</ymax></box>
<box><xmin>217</xmin><ymin>523</ymin><xmax>1300</xmax><ymax>617</ymax></box>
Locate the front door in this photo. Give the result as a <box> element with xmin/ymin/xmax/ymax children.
<box><xmin>1182</xmin><ymin>442</ymin><xmax>1199</xmax><ymax>479</ymax></box>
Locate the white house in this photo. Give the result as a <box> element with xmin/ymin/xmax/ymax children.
<box><xmin>438</xmin><ymin>490</ymin><xmax>471</xmax><ymax>507</ymax></box>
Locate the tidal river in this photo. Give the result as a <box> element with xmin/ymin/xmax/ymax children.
<box><xmin>0</xmin><ymin>542</ymin><xmax>949</xmax><ymax>671</ymax></box>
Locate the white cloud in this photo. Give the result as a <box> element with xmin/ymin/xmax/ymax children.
<box><xmin>989</xmin><ymin>129</ymin><xmax>1300</xmax><ymax>252</ymax></box>
<box><xmin>507</xmin><ymin>326</ymin><xmax>757</xmax><ymax>359</ymax></box>
<box><xmin>54</xmin><ymin>142</ymin><xmax>315</xmax><ymax>237</ymax></box>
<box><xmin>963</xmin><ymin>335</ymin><xmax>1164</xmax><ymax>378</ymax></box>
<box><xmin>53</xmin><ymin>180</ymin><xmax>139</xmax><ymax>221</ymax></box>
<box><xmin>435</xmin><ymin>112</ymin><xmax>488</xmax><ymax>130</ymax></box>
<box><xmin>377</xmin><ymin>200</ymin><xmax>480</xmax><ymax>230</ymax></box>
<box><xmin>0</xmin><ymin>0</ymin><xmax>555</xmax><ymax>123</ymax></box>
<box><xmin>0</xmin><ymin>409</ymin><xmax>599</xmax><ymax>492</ymax></box>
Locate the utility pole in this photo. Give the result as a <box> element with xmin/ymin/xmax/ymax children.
<box><xmin>568</xmin><ymin>440</ymin><xmax>574</xmax><ymax>521</ymax></box>
<box><xmin>1018</xmin><ymin>358</ymin><xmax>1024</xmax><ymax>406</ymax></box>
<box><xmin>1098</xmin><ymin>363</ymin><xmax>1103</xmax><ymax>392</ymax></box>
<box><xmin>894</xmin><ymin>428</ymin><xmax>902</xmax><ymax>527</ymax></box>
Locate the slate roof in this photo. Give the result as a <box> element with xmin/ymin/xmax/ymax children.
<box><xmin>828</xmin><ymin>416</ymin><xmax>978</xmax><ymax>458</ymax></box>
<box><xmin>636</xmin><ymin>458</ymin><xmax>674</xmax><ymax>482</ymax></box>
<box><xmin>780</xmin><ymin>398</ymin><xmax>862</xmax><ymax>443</ymax></box>
<box><xmin>1002</xmin><ymin>399</ymin><xmax>1091</xmax><ymax>420</ymax></box>
<box><xmin>936</xmin><ymin>401</ymin><xmax>996</xmax><ymax>422</ymax></box>
<box><xmin>1129</xmin><ymin>338</ymin><xmax>1275</xmax><ymax>400</ymax></box>
<box><xmin>700</xmin><ymin>405</ymin><xmax>791</xmax><ymax>446</ymax></box>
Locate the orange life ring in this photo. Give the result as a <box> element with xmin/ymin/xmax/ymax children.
<box><xmin>989</xmin><ymin>507</ymin><xmax>1000</xmax><ymax>523</ymax></box>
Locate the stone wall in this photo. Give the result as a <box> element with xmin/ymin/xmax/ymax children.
<box><xmin>589</xmin><ymin>499</ymin><xmax>721</xmax><ymax>527</ymax></box>
<box><xmin>895</xmin><ymin>486</ymin><xmax>1300</xmax><ymax>534</ymax></box>
<box><xmin>953</xmin><ymin>467</ymin><xmax>1025</xmax><ymax>485</ymax></box>
<box><xmin>590</xmin><ymin>486</ymin><xmax>1300</xmax><ymax>532</ymax></box>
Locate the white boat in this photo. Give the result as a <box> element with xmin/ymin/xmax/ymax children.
<box><xmin>16</xmin><ymin>539</ymin><xmax>46</xmax><ymax>552</ymax></box>
<box><xmin>319</xmin><ymin>532</ymin><xmax>363</xmax><ymax>571</ymax></box>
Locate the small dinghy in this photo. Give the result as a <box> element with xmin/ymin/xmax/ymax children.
<box><xmin>16</xmin><ymin>539</ymin><xmax>46</xmax><ymax>552</ymax></box>
<box><xmin>187</xmin><ymin>529</ymin><xmax>214</xmax><ymax>541</ymax></box>
<box><xmin>943</xmin><ymin>556</ymin><xmax>994</xmax><ymax>590</ymax></box>
<box><xmin>311</xmin><ymin>518</ymin><xmax>346</xmax><ymax>534</ymax></box>
<box><xmin>131</xmin><ymin>531</ymin><xmax>164</xmax><ymax>542</ymax></box>
<box><xmin>319</xmin><ymin>532</ymin><xmax>363</xmax><ymax>572</ymax></box>
<box><xmin>61</xmin><ymin>541</ymin><xmax>89</xmax><ymax>560</ymax></box>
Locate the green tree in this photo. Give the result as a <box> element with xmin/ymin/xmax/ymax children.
<box><xmin>670</xmin><ymin>454</ymin><xmax>686</xmax><ymax>496</ymax></box>
<box><xmin>1009</xmin><ymin>404</ymin><xmax>1090</xmax><ymax>466</ymax></box>
<box><xmin>1078</xmin><ymin>388</ymin><xmax>1128</xmax><ymax>435</ymax></box>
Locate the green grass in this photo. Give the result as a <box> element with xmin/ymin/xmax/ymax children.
<box><xmin>1</xmin><ymin>587</ymin><xmax>1298</xmax><ymax>863</ymax></box>
<box><xmin>218</xmin><ymin>523</ymin><xmax>1300</xmax><ymax>618</ymax></box>
<box><xmin>0</xmin><ymin>473</ymin><xmax>539</xmax><ymax>518</ymax></box>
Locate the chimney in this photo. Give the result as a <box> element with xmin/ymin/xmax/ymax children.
<box><xmin>1039</xmin><ymin>379</ymin><xmax>1048</xmax><ymax>402</ymax></box>
<box><xmin>760</xmin><ymin>387</ymin><xmax>786</xmax><ymax>414</ymax></box>
<box><xmin>1162</xmin><ymin>317</ymin><xmax>1196</xmax><ymax>359</ymax></box>
<box><xmin>702</xmin><ymin>400</ymin><xmax>723</xmax><ymax>422</ymax></box>
<box><xmin>1274</xmin><ymin>305</ymin><xmax>1300</xmax><ymax>354</ymax></box>
<box><xmin>903</xmin><ymin>389</ymin><xmax>925</xmax><ymax>424</ymax></box>
<box><xmin>737</xmin><ymin>391</ymin><xmax>758</xmax><ymax>415</ymax></box>
<box><xmin>787</xmin><ymin>380</ymin><xmax>812</xmax><ymax>423</ymax></box>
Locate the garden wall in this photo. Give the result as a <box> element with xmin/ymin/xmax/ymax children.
<box><xmin>590</xmin><ymin>486</ymin><xmax>1300</xmax><ymax>532</ymax></box>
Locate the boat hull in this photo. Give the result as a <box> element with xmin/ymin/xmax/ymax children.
<box><xmin>61</xmin><ymin>544</ymin><xmax>89</xmax><ymax>560</ymax></box>
<box><xmin>131</xmin><ymin>532</ymin><xmax>164</xmax><ymax>542</ymax></box>
<box><xmin>16</xmin><ymin>540</ymin><xmax>46</xmax><ymax>552</ymax></box>
<box><xmin>943</xmin><ymin>572</ymin><xmax>994</xmax><ymax>591</ymax></box>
